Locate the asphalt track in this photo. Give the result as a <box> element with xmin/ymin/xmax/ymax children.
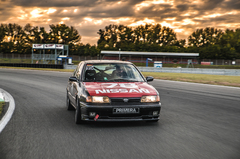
<box><xmin>0</xmin><ymin>68</ymin><xmax>240</xmax><ymax>159</ymax></box>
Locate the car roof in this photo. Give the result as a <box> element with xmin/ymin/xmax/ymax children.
<box><xmin>83</xmin><ymin>60</ymin><xmax>132</xmax><ymax>64</ymax></box>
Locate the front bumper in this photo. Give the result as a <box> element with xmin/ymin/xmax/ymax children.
<box><xmin>80</xmin><ymin>102</ymin><xmax>161</xmax><ymax>122</ymax></box>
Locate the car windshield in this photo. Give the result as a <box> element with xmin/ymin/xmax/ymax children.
<box><xmin>83</xmin><ymin>63</ymin><xmax>145</xmax><ymax>82</ymax></box>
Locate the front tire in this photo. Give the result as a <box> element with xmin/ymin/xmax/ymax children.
<box><xmin>66</xmin><ymin>92</ymin><xmax>74</xmax><ymax>110</ymax></box>
<box><xmin>75</xmin><ymin>99</ymin><xmax>83</xmax><ymax>124</ymax></box>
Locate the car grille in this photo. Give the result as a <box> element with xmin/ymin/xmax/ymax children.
<box><xmin>110</xmin><ymin>98</ymin><xmax>141</xmax><ymax>105</ymax></box>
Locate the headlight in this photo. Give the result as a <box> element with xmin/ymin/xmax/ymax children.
<box><xmin>141</xmin><ymin>96</ymin><xmax>160</xmax><ymax>102</ymax></box>
<box><xmin>86</xmin><ymin>96</ymin><xmax>110</xmax><ymax>103</ymax></box>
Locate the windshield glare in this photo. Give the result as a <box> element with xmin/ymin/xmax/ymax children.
<box><xmin>83</xmin><ymin>63</ymin><xmax>145</xmax><ymax>82</ymax></box>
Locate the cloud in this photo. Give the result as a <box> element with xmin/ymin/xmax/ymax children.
<box><xmin>224</xmin><ymin>0</ymin><xmax>240</xmax><ymax>10</ymax></box>
<box><xmin>176</xmin><ymin>4</ymin><xmax>189</xmax><ymax>12</ymax></box>
<box><xmin>0</xmin><ymin>0</ymin><xmax>239</xmax><ymax>44</ymax></box>
<box><xmin>10</xmin><ymin>0</ymin><xmax>100</xmax><ymax>7</ymax></box>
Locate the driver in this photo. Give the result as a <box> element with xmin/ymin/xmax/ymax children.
<box><xmin>112</xmin><ymin>65</ymin><xmax>127</xmax><ymax>78</ymax></box>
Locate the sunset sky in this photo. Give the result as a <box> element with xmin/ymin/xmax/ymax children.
<box><xmin>0</xmin><ymin>0</ymin><xmax>239</xmax><ymax>45</ymax></box>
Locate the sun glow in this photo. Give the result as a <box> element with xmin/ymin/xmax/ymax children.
<box><xmin>82</xmin><ymin>18</ymin><xmax>104</xmax><ymax>25</ymax></box>
<box><xmin>129</xmin><ymin>18</ymin><xmax>155</xmax><ymax>27</ymax></box>
<box><xmin>160</xmin><ymin>21</ymin><xmax>176</xmax><ymax>29</ymax></box>
<box><xmin>203</xmin><ymin>13</ymin><xmax>222</xmax><ymax>18</ymax></box>
<box><xmin>182</xmin><ymin>18</ymin><xmax>198</xmax><ymax>25</ymax></box>
<box><xmin>165</xmin><ymin>18</ymin><xmax>176</xmax><ymax>21</ymax></box>
<box><xmin>110</xmin><ymin>18</ymin><xmax>130</xmax><ymax>23</ymax></box>
<box><xmin>30</xmin><ymin>8</ymin><xmax>56</xmax><ymax>18</ymax></box>
<box><xmin>30</xmin><ymin>9</ymin><xmax>43</xmax><ymax>18</ymax></box>
<box><xmin>191</xmin><ymin>0</ymin><xmax>204</xmax><ymax>5</ymax></box>
<box><xmin>94</xmin><ymin>20</ymin><xmax>103</xmax><ymax>25</ymax></box>
<box><xmin>62</xmin><ymin>17</ymin><xmax>70</xmax><ymax>20</ymax></box>
<box><xmin>135</xmin><ymin>0</ymin><xmax>174</xmax><ymax>10</ymax></box>
<box><xmin>174</xmin><ymin>29</ymin><xmax>183</xmax><ymax>32</ymax></box>
<box><xmin>47</xmin><ymin>8</ymin><xmax>56</xmax><ymax>14</ymax></box>
<box><xmin>84</xmin><ymin>17</ymin><xmax>93</xmax><ymax>22</ymax></box>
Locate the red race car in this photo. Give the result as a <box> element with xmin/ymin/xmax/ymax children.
<box><xmin>66</xmin><ymin>60</ymin><xmax>161</xmax><ymax>124</ymax></box>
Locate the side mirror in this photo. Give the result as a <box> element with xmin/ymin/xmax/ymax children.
<box><xmin>69</xmin><ymin>76</ymin><xmax>78</xmax><ymax>82</ymax></box>
<box><xmin>146</xmin><ymin>76</ymin><xmax>154</xmax><ymax>82</ymax></box>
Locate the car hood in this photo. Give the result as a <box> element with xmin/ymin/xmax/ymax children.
<box><xmin>84</xmin><ymin>82</ymin><xmax>158</xmax><ymax>98</ymax></box>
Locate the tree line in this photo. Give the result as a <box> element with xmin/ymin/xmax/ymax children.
<box><xmin>0</xmin><ymin>23</ymin><xmax>239</xmax><ymax>60</ymax></box>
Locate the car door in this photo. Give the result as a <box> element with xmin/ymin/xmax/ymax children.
<box><xmin>72</xmin><ymin>63</ymin><xmax>84</xmax><ymax>106</ymax></box>
<box><xmin>68</xmin><ymin>63</ymin><xmax>81</xmax><ymax>105</ymax></box>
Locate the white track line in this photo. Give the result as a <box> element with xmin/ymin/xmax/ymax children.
<box><xmin>0</xmin><ymin>89</ymin><xmax>15</xmax><ymax>133</ymax></box>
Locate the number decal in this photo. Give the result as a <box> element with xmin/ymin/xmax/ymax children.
<box><xmin>119</xmin><ymin>83</ymin><xmax>138</xmax><ymax>88</ymax></box>
<box><xmin>102</xmin><ymin>83</ymin><xmax>118</xmax><ymax>88</ymax></box>
<box><xmin>101</xmin><ymin>83</ymin><xmax>137</xmax><ymax>88</ymax></box>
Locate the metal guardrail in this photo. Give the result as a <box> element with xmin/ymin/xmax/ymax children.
<box><xmin>32</xmin><ymin>54</ymin><xmax>56</xmax><ymax>60</ymax></box>
<box><xmin>64</xmin><ymin>65</ymin><xmax>240</xmax><ymax>76</ymax></box>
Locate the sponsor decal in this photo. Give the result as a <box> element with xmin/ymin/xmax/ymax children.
<box><xmin>56</xmin><ymin>44</ymin><xmax>64</xmax><ymax>49</ymax></box>
<box><xmin>44</xmin><ymin>44</ymin><xmax>55</xmax><ymax>49</ymax></box>
<box><xmin>33</xmin><ymin>44</ymin><xmax>63</xmax><ymax>49</ymax></box>
<box><xmin>113</xmin><ymin>108</ymin><xmax>139</xmax><ymax>114</ymax></box>
<box><xmin>93</xmin><ymin>83</ymin><xmax>150</xmax><ymax>94</ymax></box>
<box><xmin>101</xmin><ymin>83</ymin><xmax>138</xmax><ymax>88</ymax></box>
<box><xmin>95</xmin><ymin>88</ymin><xmax>150</xmax><ymax>94</ymax></box>
<box><xmin>32</xmin><ymin>44</ymin><xmax>43</xmax><ymax>48</ymax></box>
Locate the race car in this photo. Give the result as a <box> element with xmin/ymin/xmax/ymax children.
<box><xmin>66</xmin><ymin>60</ymin><xmax>161</xmax><ymax>124</ymax></box>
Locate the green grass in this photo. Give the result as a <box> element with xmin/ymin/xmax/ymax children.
<box><xmin>0</xmin><ymin>58</ymin><xmax>57</xmax><ymax>64</ymax></box>
<box><xmin>132</xmin><ymin>62</ymin><xmax>240</xmax><ymax>69</ymax></box>
<box><xmin>0</xmin><ymin>101</ymin><xmax>4</xmax><ymax>117</ymax></box>
<box><xmin>0</xmin><ymin>66</ymin><xmax>74</xmax><ymax>72</ymax></box>
<box><xmin>0</xmin><ymin>58</ymin><xmax>34</xmax><ymax>63</ymax></box>
<box><xmin>142</xmin><ymin>72</ymin><xmax>240</xmax><ymax>87</ymax></box>
<box><xmin>0</xmin><ymin>108</ymin><xmax>2</xmax><ymax>116</ymax></box>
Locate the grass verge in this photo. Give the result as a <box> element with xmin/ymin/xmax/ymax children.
<box><xmin>0</xmin><ymin>100</ymin><xmax>4</xmax><ymax>117</ymax></box>
<box><xmin>142</xmin><ymin>72</ymin><xmax>240</xmax><ymax>87</ymax></box>
<box><xmin>0</xmin><ymin>105</ymin><xmax>3</xmax><ymax>116</ymax></box>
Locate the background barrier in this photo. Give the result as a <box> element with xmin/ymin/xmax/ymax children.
<box><xmin>64</xmin><ymin>65</ymin><xmax>240</xmax><ymax>76</ymax></box>
<box><xmin>0</xmin><ymin>63</ymin><xmax>63</xmax><ymax>69</ymax></box>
